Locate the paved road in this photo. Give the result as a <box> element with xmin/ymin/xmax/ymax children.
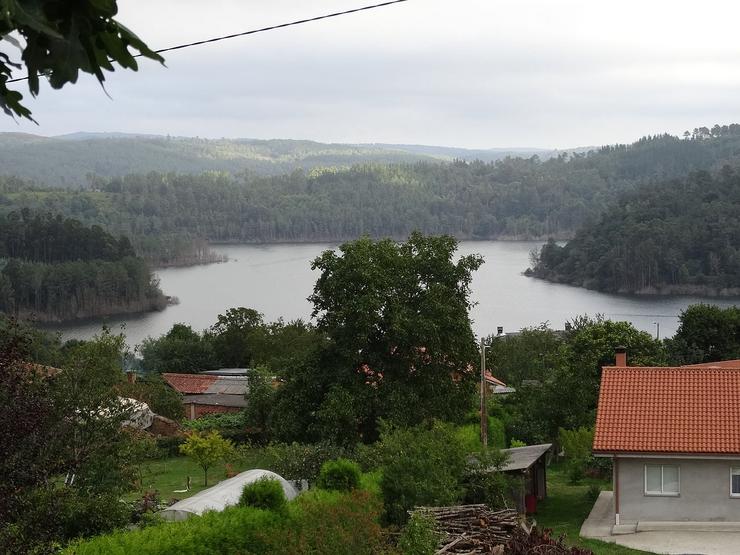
<box><xmin>581</xmin><ymin>491</ymin><xmax>740</xmax><ymax>555</ymax></box>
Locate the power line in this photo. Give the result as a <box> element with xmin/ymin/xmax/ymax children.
<box><xmin>6</xmin><ymin>0</ymin><xmax>410</xmax><ymax>84</ymax></box>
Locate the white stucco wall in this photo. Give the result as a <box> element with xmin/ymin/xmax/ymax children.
<box><xmin>617</xmin><ymin>457</ymin><xmax>740</xmax><ymax>523</ymax></box>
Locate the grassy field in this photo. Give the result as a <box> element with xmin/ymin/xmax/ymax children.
<box><xmin>128</xmin><ymin>450</ymin><xmax>272</xmax><ymax>502</ymax></box>
<box><xmin>536</xmin><ymin>464</ymin><xmax>654</xmax><ymax>555</ymax></box>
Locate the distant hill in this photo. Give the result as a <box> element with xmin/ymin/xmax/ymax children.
<box><xmin>0</xmin><ymin>132</ymin><xmax>553</xmax><ymax>186</ymax></box>
<box><xmin>528</xmin><ymin>168</ymin><xmax>740</xmax><ymax>295</ymax></box>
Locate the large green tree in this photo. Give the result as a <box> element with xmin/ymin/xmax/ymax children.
<box><xmin>668</xmin><ymin>304</ymin><xmax>740</xmax><ymax>364</ymax></box>
<box><xmin>503</xmin><ymin>316</ymin><xmax>665</xmax><ymax>443</ymax></box>
<box><xmin>1</xmin><ymin>0</ymin><xmax>162</xmax><ymax>120</ymax></box>
<box><xmin>140</xmin><ymin>323</ymin><xmax>218</xmax><ymax>374</ymax></box>
<box><xmin>0</xmin><ymin>325</ymin><xmax>142</xmax><ymax>553</ymax></box>
<box><xmin>274</xmin><ymin>233</ymin><xmax>483</xmax><ymax>444</ymax></box>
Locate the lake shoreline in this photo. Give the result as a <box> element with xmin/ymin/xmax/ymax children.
<box><xmin>48</xmin><ymin>242</ymin><xmax>740</xmax><ymax>346</ymax></box>
<box><xmin>525</xmin><ymin>270</ymin><xmax>740</xmax><ymax>299</ymax></box>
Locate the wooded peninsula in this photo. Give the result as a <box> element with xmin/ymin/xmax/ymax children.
<box><xmin>0</xmin><ymin>212</ymin><xmax>166</xmax><ymax>322</ymax></box>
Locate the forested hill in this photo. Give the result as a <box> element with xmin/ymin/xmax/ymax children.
<box><xmin>528</xmin><ymin>168</ymin><xmax>740</xmax><ymax>295</ymax></box>
<box><xmin>3</xmin><ymin>126</ymin><xmax>740</xmax><ymax>265</ymax></box>
<box><xmin>0</xmin><ymin>213</ymin><xmax>166</xmax><ymax>322</ymax></box>
<box><xmin>0</xmin><ymin>132</ymin><xmax>547</xmax><ymax>186</ymax></box>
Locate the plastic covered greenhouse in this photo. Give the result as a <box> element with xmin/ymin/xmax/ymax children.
<box><xmin>159</xmin><ymin>469</ymin><xmax>298</xmax><ymax>521</ymax></box>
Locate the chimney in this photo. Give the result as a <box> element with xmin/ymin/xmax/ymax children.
<box><xmin>615</xmin><ymin>346</ymin><xmax>627</xmax><ymax>367</ymax></box>
<box><xmin>126</xmin><ymin>370</ymin><xmax>137</xmax><ymax>384</ymax></box>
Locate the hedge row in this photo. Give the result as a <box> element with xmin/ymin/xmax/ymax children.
<box><xmin>65</xmin><ymin>489</ymin><xmax>383</xmax><ymax>555</ymax></box>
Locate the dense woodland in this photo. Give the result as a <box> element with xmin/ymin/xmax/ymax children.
<box><xmin>0</xmin><ymin>213</ymin><xmax>165</xmax><ymax>321</ymax></box>
<box><xmin>529</xmin><ymin>168</ymin><xmax>740</xmax><ymax>294</ymax></box>
<box><xmin>3</xmin><ymin>128</ymin><xmax>740</xmax><ymax>266</ymax></box>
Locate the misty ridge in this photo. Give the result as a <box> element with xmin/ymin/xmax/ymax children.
<box><xmin>0</xmin><ymin>131</ymin><xmax>574</xmax><ymax>186</ymax></box>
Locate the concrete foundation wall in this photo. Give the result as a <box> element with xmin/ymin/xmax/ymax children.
<box><xmin>618</xmin><ymin>458</ymin><xmax>740</xmax><ymax>523</ymax></box>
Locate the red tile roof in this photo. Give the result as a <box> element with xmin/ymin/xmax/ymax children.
<box><xmin>484</xmin><ymin>371</ymin><xmax>507</xmax><ymax>387</ymax></box>
<box><xmin>683</xmin><ymin>360</ymin><xmax>740</xmax><ymax>369</ymax></box>
<box><xmin>162</xmin><ymin>373</ymin><xmax>217</xmax><ymax>394</ymax></box>
<box><xmin>594</xmin><ymin>366</ymin><xmax>740</xmax><ymax>455</ymax></box>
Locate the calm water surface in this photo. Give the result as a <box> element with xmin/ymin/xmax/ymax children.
<box><xmin>52</xmin><ymin>242</ymin><xmax>740</xmax><ymax>348</ymax></box>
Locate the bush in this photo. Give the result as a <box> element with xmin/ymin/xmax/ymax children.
<box><xmin>181</xmin><ymin>412</ymin><xmax>249</xmax><ymax>443</ymax></box>
<box><xmin>353</xmin><ymin>442</ymin><xmax>383</xmax><ymax>472</ymax></box>
<box><xmin>398</xmin><ymin>512</ymin><xmax>440</xmax><ymax>555</ymax></box>
<box><xmin>586</xmin><ymin>455</ymin><xmax>613</xmax><ymax>479</ymax></box>
<box><xmin>277</xmin><ymin>489</ymin><xmax>384</xmax><ymax>555</ymax></box>
<box><xmin>65</xmin><ymin>489</ymin><xmax>385</xmax><ymax>555</ymax></box>
<box><xmin>586</xmin><ymin>483</ymin><xmax>601</xmax><ymax>505</ymax></box>
<box><xmin>154</xmin><ymin>435</ymin><xmax>184</xmax><ymax>458</ymax></box>
<box><xmin>264</xmin><ymin>441</ymin><xmax>349</xmax><ymax>482</ymax></box>
<box><xmin>239</xmin><ymin>478</ymin><xmax>287</xmax><ymax>513</ymax></box>
<box><xmin>317</xmin><ymin>459</ymin><xmax>361</xmax><ymax>492</ymax></box>
<box><xmin>510</xmin><ymin>439</ymin><xmax>526</xmax><ymax>448</ymax></box>
<box><xmin>558</xmin><ymin>427</ymin><xmax>594</xmax><ymax>461</ymax></box>
<box><xmin>462</xmin><ymin>449</ymin><xmax>511</xmax><ymax>508</ymax></box>
<box><xmin>378</xmin><ymin>421</ymin><xmax>467</xmax><ymax>525</ymax></box>
<box><xmin>3</xmin><ymin>486</ymin><xmax>131</xmax><ymax>554</ymax></box>
<box><xmin>455</xmin><ymin>418</ymin><xmax>506</xmax><ymax>455</ymax></box>
<box><xmin>567</xmin><ymin>459</ymin><xmax>586</xmax><ymax>485</ymax></box>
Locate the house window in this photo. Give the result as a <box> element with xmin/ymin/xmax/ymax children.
<box><xmin>731</xmin><ymin>468</ymin><xmax>740</xmax><ymax>497</ymax></box>
<box><xmin>644</xmin><ymin>464</ymin><xmax>680</xmax><ymax>496</ymax></box>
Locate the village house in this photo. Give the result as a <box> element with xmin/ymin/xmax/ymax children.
<box><xmin>162</xmin><ymin>371</ymin><xmax>248</xmax><ymax>420</ymax></box>
<box><xmin>592</xmin><ymin>349</ymin><xmax>740</xmax><ymax>532</ymax></box>
<box><xmin>484</xmin><ymin>370</ymin><xmax>516</xmax><ymax>394</ymax></box>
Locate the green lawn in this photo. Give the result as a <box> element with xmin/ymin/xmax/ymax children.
<box><xmin>128</xmin><ymin>450</ymin><xmax>272</xmax><ymax>502</ymax></box>
<box><xmin>536</xmin><ymin>465</ymin><xmax>654</xmax><ymax>555</ymax></box>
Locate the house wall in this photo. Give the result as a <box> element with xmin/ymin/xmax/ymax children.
<box><xmin>186</xmin><ymin>403</ymin><xmax>242</xmax><ymax>420</ymax></box>
<box><xmin>618</xmin><ymin>457</ymin><xmax>740</xmax><ymax>523</ymax></box>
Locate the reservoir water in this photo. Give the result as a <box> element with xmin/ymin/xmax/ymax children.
<box><xmin>52</xmin><ymin>242</ymin><xmax>740</xmax><ymax>348</ymax></box>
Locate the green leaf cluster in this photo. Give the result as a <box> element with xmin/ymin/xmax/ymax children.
<box><xmin>1</xmin><ymin>0</ymin><xmax>163</xmax><ymax>120</ymax></box>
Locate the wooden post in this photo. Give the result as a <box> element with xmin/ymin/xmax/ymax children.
<box><xmin>614</xmin><ymin>455</ymin><xmax>620</xmax><ymax>525</ymax></box>
<box><xmin>480</xmin><ymin>338</ymin><xmax>488</xmax><ymax>447</ymax></box>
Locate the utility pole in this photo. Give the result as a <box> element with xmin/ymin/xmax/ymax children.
<box><xmin>653</xmin><ymin>321</ymin><xmax>660</xmax><ymax>341</ymax></box>
<box><xmin>480</xmin><ymin>338</ymin><xmax>488</xmax><ymax>448</ymax></box>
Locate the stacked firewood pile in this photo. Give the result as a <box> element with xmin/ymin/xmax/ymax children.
<box><xmin>412</xmin><ymin>504</ymin><xmax>593</xmax><ymax>555</ymax></box>
<box><xmin>413</xmin><ymin>504</ymin><xmax>518</xmax><ymax>554</ymax></box>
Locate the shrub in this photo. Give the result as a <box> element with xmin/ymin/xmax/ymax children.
<box><xmin>276</xmin><ymin>489</ymin><xmax>384</xmax><ymax>555</ymax></box>
<box><xmin>378</xmin><ymin>421</ymin><xmax>466</xmax><ymax>525</ymax></box>
<box><xmin>462</xmin><ymin>449</ymin><xmax>512</xmax><ymax>508</ymax></box>
<box><xmin>558</xmin><ymin>427</ymin><xmax>594</xmax><ymax>461</ymax></box>
<box><xmin>398</xmin><ymin>512</ymin><xmax>441</xmax><ymax>555</ymax></box>
<box><xmin>264</xmin><ymin>441</ymin><xmax>349</xmax><ymax>482</ymax></box>
<box><xmin>5</xmin><ymin>486</ymin><xmax>131</xmax><ymax>554</ymax></box>
<box><xmin>353</xmin><ymin>442</ymin><xmax>383</xmax><ymax>472</ymax></box>
<box><xmin>567</xmin><ymin>459</ymin><xmax>586</xmax><ymax>485</ymax></box>
<box><xmin>586</xmin><ymin>455</ymin><xmax>613</xmax><ymax>479</ymax></box>
<box><xmin>317</xmin><ymin>459</ymin><xmax>361</xmax><ymax>492</ymax></box>
<box><xmin>65</xmin><ymin>489</ymin><xmax>384</xmax><ymax>555</ymax></box>
<box><xmin>154</xmin><ymin>435</ymin><xmax>184</xmax><ymax>458</ymax></box>
<box><xmin>586</xmin><ymin>484</ymin><xmax>601</xmax><ymax>505</ymax></box>
<box><xmin>181</xmin><ymin>412</ymin><xmax>249</xmax><ymax>443</ymax></box>
<box><xmin>455</xmin><ymin>417</ymin><xmax>506</xmax><ymax>455</ymax></box>
<box><xmin>510</xmin><ymin>439</ymin><xmax>526</xmax><ymax>448</ymax></box>
<box><xmin>239</xmin><ymin>478</ymin><xmax>287</xmax><ymax>513</ymax></box>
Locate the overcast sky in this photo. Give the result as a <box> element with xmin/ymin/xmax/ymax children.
<box><xmin>2</xmin><ymin>0</ymin><xmax>740</xmax><ymax>148</ymax></box>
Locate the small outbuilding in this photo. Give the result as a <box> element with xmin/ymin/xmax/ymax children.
<box><xmin>162</xmin><ymin>372</ymin><xmax>248</xmax><ymax>419</ymax></box>
<box><xmin>500</xmin><ymin>443</ymin><xmax>552</xmax><ymax>513</ymax></box>
<box><xmin>160</xmin><ymin>469</ymin><xmax>298</xmax><ymax>521</ymax></box>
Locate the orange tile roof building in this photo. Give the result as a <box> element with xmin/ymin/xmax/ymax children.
<box><xmin>163</xmin><ymin>372</ymin><xmax>248</xmax><ymax>420</ymax></box>
<box><xmin>593</xmin><ymin>352</ymin><xmax>740</xmax><ymax>530</ymax></box>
